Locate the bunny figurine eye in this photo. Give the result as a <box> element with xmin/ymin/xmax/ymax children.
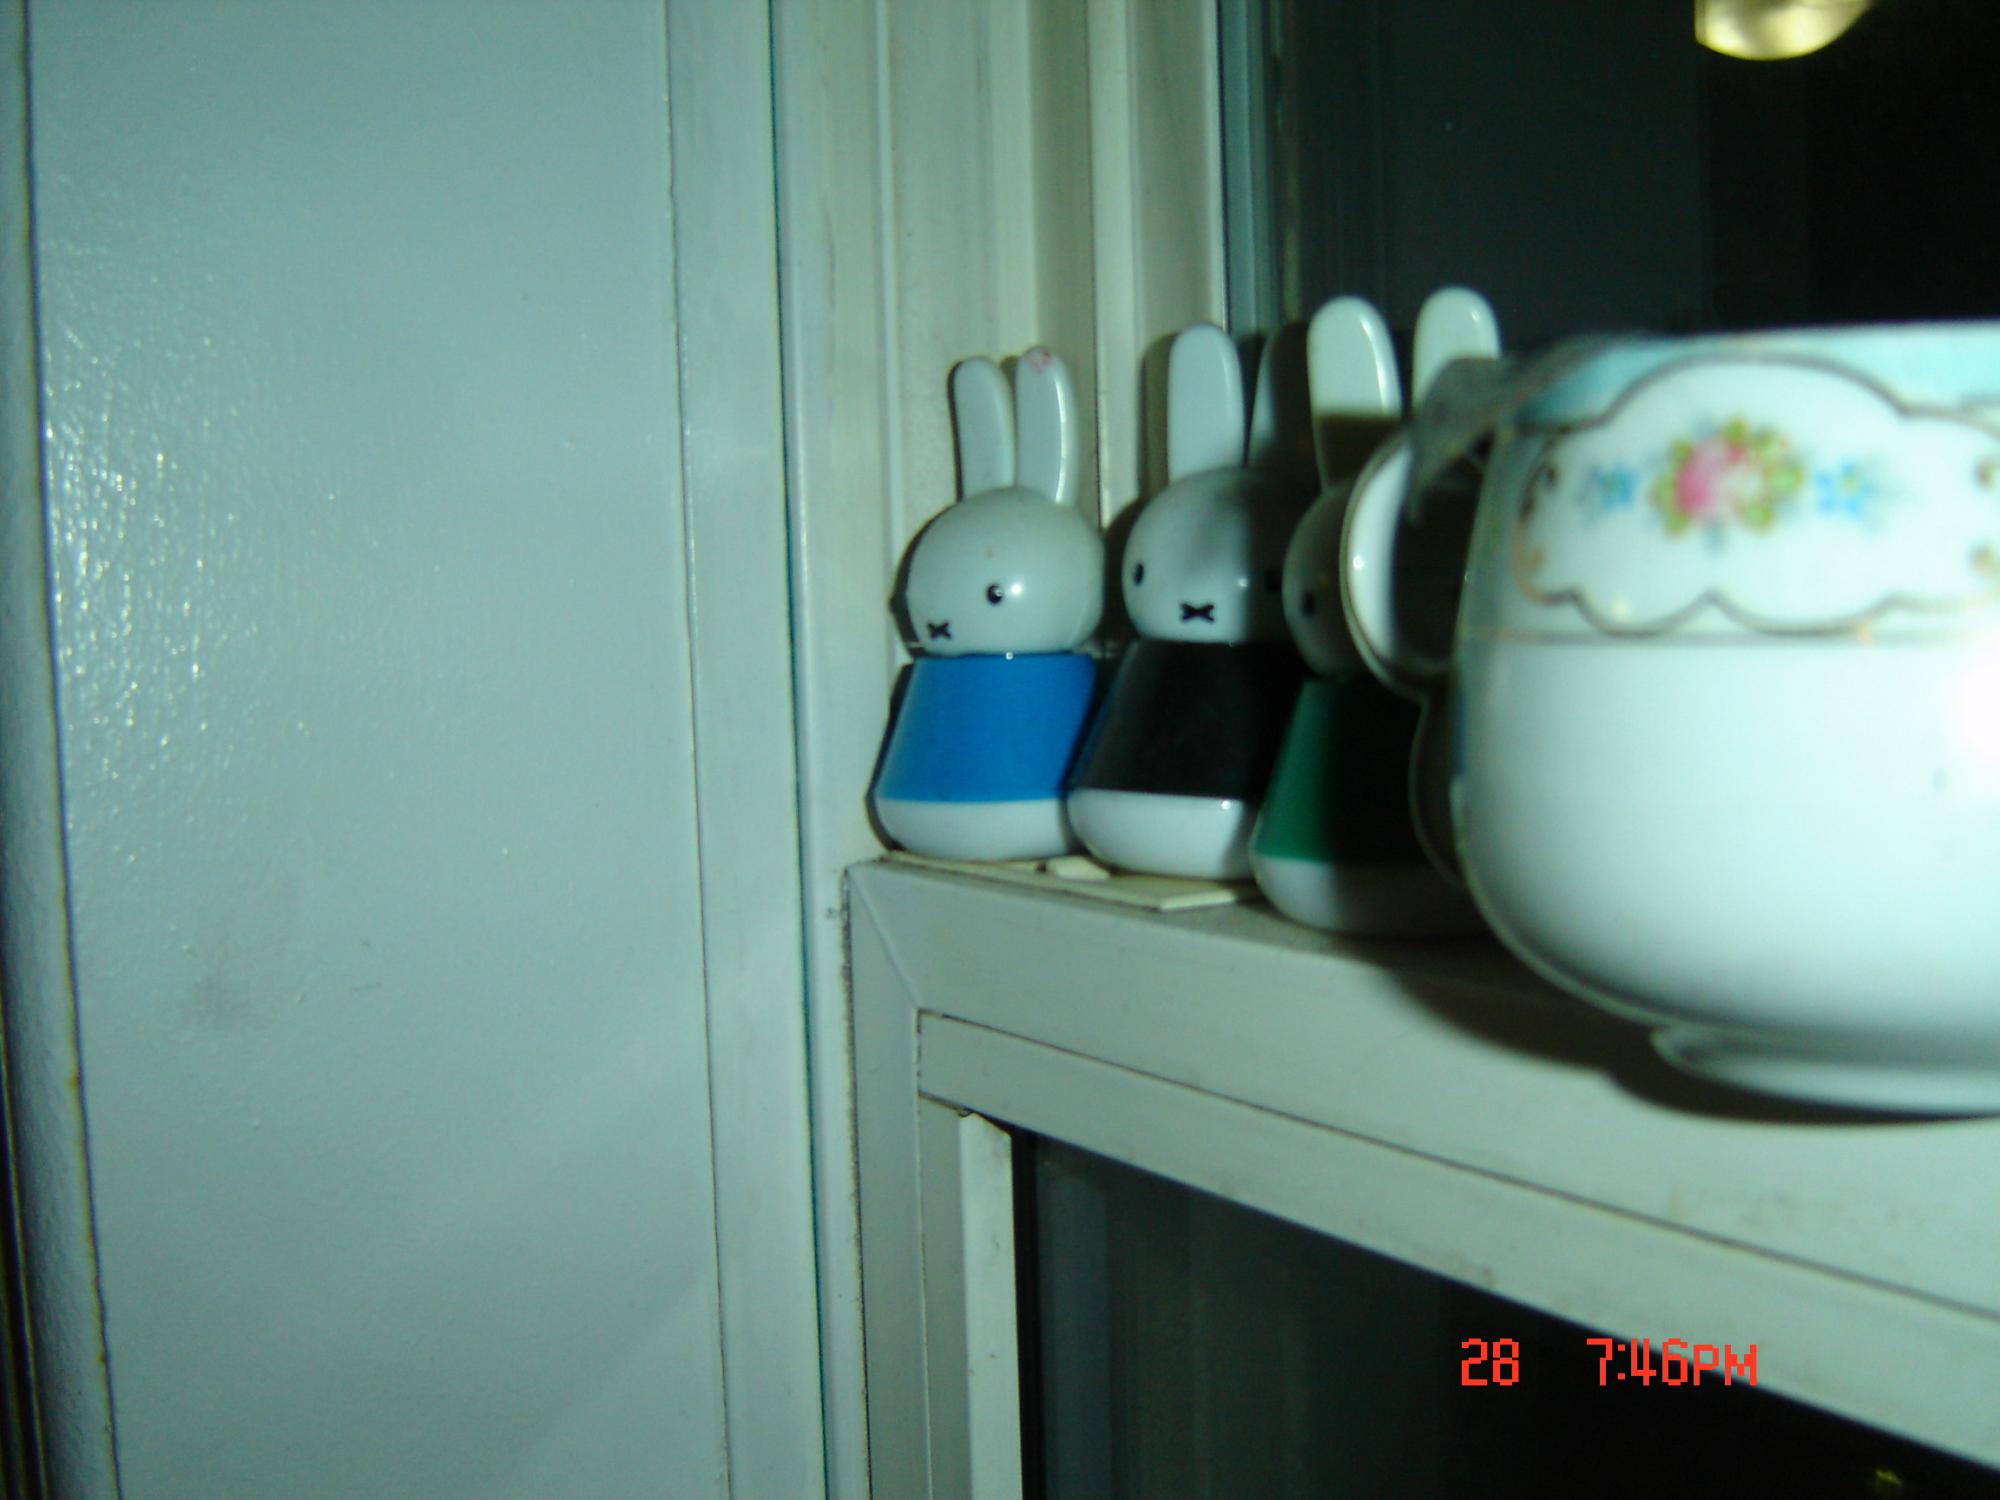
<box><xmin>874</xmin><ymin>348</ymin><xmax>1106</xmax><ymax>863</ymax></box>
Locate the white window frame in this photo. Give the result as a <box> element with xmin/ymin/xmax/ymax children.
<box><xmin>851</xmin><ymin>863</ymin><xmax>2000</xmax><ymax>1498</ymax></box>
<box><xmin>773</xmin><ymin>2</ymin><xmax>1226</xmax><ymax>1493</ymax></box>
<box><xmin>777</xmin><ymin>3</ymin><xmax>2000</xmax><ymax>1497</ymax></box>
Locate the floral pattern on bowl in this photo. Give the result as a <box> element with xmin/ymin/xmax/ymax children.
<box><xmin>1577</xmin><ymin>419</ymin><xmax>1890</xmax><ymax>545</ymax></box>
<box><xmin>1655</xmin><ymin>420</ymin><xmax>1803</xmax><ymax>536</ymax></box>
<box><xmin>1509</xmin><ymin>357</ymin><xmax>2000</xmax><ymax>637</ymax></box>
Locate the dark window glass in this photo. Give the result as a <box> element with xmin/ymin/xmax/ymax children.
<box><xmin>1022</xmin><ymin>1136</ymin><xmax>1997</xmax><ymax>1498</ymax></box>
<box><xmin>1237</xmin><ymin>0</ymin><xmax>2000</xmax><ymax>342</ymax></box>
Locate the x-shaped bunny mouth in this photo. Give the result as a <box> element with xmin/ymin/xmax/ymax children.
<box><xmin>926</xmin><ymin>622</ymin><xmax>953</xmax><ymax>640</ymax></box>
<box><xmin>1180</xmin><ymin>603</ymin><xmax>1215</xmax><ymax>623</ymax></box>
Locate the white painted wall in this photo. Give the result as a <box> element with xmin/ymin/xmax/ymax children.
<box><xmin>2</xmin><ymin>3</ymin><xmax>815</xmax><ymax>1495</ymax></box>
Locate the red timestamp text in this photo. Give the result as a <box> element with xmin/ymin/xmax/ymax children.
<box><xmin>1459</xmin><ymin>1338</ymin><xmax>1521</xmax><ymax>1386</ymax></box>
<box><xmin>1458</xmin><ymin>1337</ymin><xmax>1759</xmax><ymax>1387</ymax></box>
<box><xmin>1587</xmin><ymin>1337</ymin><xmax>1758</xmax><ymax>1387</ymax></box>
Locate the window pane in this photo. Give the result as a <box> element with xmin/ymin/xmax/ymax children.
<box><xmin>1233</xmin><ymin>0</ymin><xmax>2000</xmax><ymax>342</ymax></box>
<box><xmin>1023</xmin><ymin>1137</ymin><xmax>1996</xmax><ymax>1498</ymax></box>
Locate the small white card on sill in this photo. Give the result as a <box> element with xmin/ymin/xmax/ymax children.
<box><xmin>882</xmin><ymin>849</ymin><xmax>1252</xmax><ymax>911</ymax></box>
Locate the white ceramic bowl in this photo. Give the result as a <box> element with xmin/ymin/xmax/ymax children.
<box><xmin>1344</xmin><ymin>323</ymin><xmax>2000</xmax><ymax>1111</ymax></box>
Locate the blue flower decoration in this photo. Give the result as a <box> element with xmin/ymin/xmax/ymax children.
<box><xmin>1812</xmin><ymin>461</ymin><xmax>1879</xmax><ymax>523</ymax></box>
<box><xmin>1585</xmin><ymin>463</ymin><xmax>1639</xmax><ymax>516</ymax></box>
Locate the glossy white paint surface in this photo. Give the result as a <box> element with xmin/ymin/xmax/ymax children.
<box><xmin>22</xmin><ymin>4</ymin><xmax>754</xmax><ymax>1494</ymax></box>
<box><xmin>661</xmin><ymin>0</ymin><xmax>825</xmax><ymax>1490</ymax></box>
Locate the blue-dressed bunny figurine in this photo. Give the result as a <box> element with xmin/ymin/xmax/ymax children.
<box><xmin>873</xmin><ymin>348</ymin><xmax>1103</xmax><ymax>860</ymax></box>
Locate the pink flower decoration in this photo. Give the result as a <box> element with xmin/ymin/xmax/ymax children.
<box><xmin>1674</xmin><ymin>438</ymin><xmax>1742</xmax><ymax>520</ymax></box>
<box><xmin>1650</xmin><ymin>420</ymin><xmax>1805</xmax><ymax>536</ymax></box>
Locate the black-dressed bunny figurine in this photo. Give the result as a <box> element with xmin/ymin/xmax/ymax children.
<box><xmin>873</xmin><ymin>347</ymin><xmax>1104</xmax><ymax>861</ymax></box>
<box><xmin>1065</xmin><ymin>323</ymin><xmax>1314</xmax><ymax>879</ymax></box>
<box><xmin>1249</xmin><ymin>291</ymin><xmax>1492</xmax><ymax>933</ymax></box>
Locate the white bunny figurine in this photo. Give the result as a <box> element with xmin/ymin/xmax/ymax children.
<box><xmin>1065</xmin><ymin>323</ymin><xmax>1315</xmax><ymax>879</ymax></box>
<box><xmin>1249</xmin><ymin>290</ymin><xmax>1492</xmax><ymax>933</ymax></box>
<box><xmin>873</xmin><ymin>347</ymin><xmax>1105</xmax><ymax>861</ymax></box>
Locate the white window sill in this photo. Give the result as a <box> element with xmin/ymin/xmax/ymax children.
<box><xmin>849</xmin><ymin>857</ymin><xmax>2000</xmax><ymax>1474</ymax></box>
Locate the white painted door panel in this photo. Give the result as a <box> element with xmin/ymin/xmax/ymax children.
<box><xmin>25</xmin><ymin>3</ymin><xmax>729</xmax><ymax>1495</ymax></box>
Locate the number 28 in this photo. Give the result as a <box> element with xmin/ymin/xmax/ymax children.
<box><xmin>1461</xmin><ymin>1337</ymin><xmax>1521</xmax><ymax>1386</ymax></box>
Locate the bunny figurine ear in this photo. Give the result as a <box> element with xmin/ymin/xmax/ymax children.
<box><xmin>1411</xmin><ymin>287</ymin><xmax>1501</xmax><ymax>407</ymax></box>
<box><xmin>1306</xmin><ymin>296</ymin><xmax>1402</xmax><ymax>486</ymax></box>
<box><xmin>1245</xmin><ymin>322</ymin><xmax>1314</xmax><ymax>485</ymax></box>
<box><xmin>1166</xmin><ymin>322</ymin><xmax>1246</xmax><ymax>482</ymax></box>
<box><xmin>950</xmin><ymin>356</ymin><xmax>1016</xmax><ymax>498</ymax></box>
<box><xmin>1013</xmin><ymin>347</ymin><xmax>1079</xmax><ymax>507</ymax></box>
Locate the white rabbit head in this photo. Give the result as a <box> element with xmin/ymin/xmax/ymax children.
<box><xmin>1285</xmin><ymin>288</ymin><xmax>1501</xmax><ymax>674</ymax></box>
<box><xmin>1122</xmin><ymin>322</ymin><xmax>1315</xmax><ymax>645</ymax></box>
<box><xmin>902</xmin><ymin>348</ymin><xmax>1103</xmax><ymax>657</ymax></box>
